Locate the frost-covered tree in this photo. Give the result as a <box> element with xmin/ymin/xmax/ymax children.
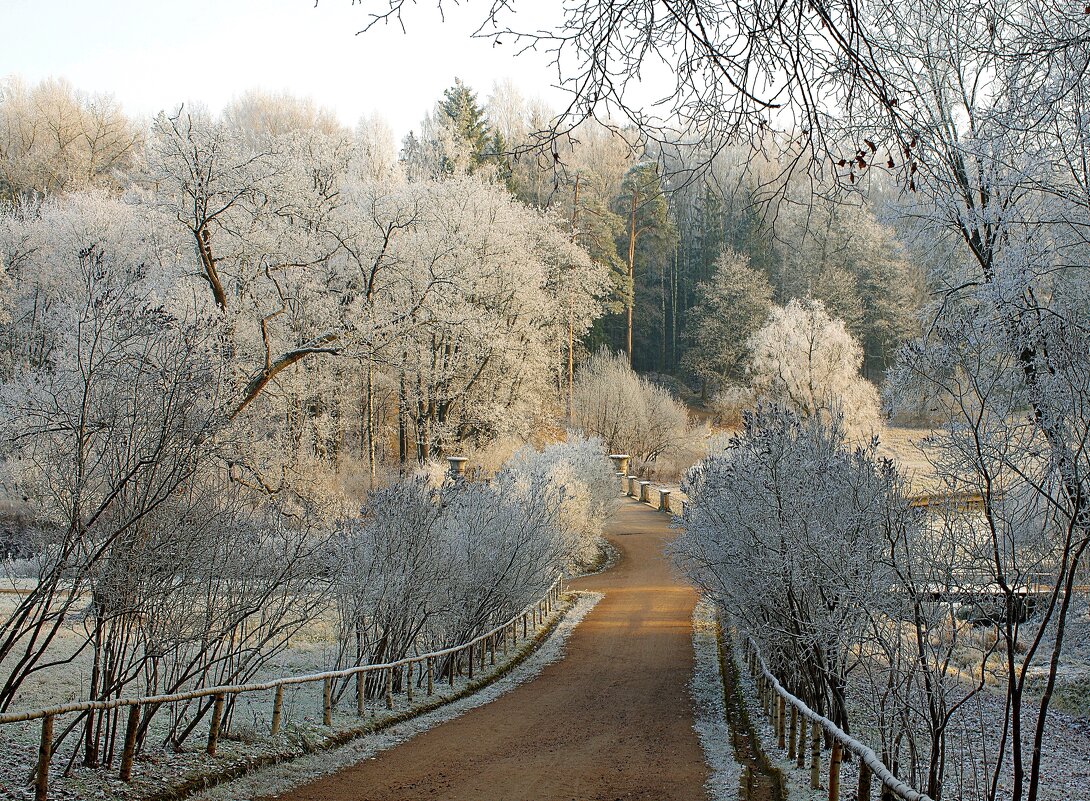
<box><xmin>571</xmin><ymin>350</ymin><xmax>691</xmax><ymax>472</ymax></box>
<box><xmin>749</xmin><ymin>298</ymin><xmax>881</xmax><ymax>437</ymax></box>
<box><xmin>672</xmin><ymin>406</ymin><xmax>894</xmax><ymax>731</ymax></box>
<box><xmin>680</xmin><ymin>249</ymin><xmax>773</xmax><ymax>398</ymax></box>
<box><xmin>0</xmin><ymin>77</ymin><xmax>141</xmax><ymax>200</ymax></box>
<box><xmin>0</xmin><ymin>192</ymin><xmax>228</xmax><ymax>711</ymax></box>
<box><xmin>771</xmin><ymin>198</ymin><xmax>921</xmax><ymax>377</ymax></box>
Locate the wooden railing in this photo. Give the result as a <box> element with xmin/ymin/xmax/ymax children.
<box><xmin>742</xmin><ymin>637</ymin><xmax>933</xmax><ymax>801</ymax></box>
<box><xmin>2</xmin><ymin>575</ymin><xmax>565</xmax><ymax>801</ymax></box>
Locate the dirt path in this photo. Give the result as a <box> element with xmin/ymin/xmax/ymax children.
<box><xmin>266</xmin><ymin>499</ymin><xmax>710</xmax><ymax>801</ymax></box>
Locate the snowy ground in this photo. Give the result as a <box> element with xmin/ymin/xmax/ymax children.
<box><xmin>0</xmin><ymin>593</ymin><xmax>595</xmax><ymax>801</ymax></box>
<box><xmin>690</xmin><ymin>598</ymin><xmax>742</xmax><ymax>800</ymax></box>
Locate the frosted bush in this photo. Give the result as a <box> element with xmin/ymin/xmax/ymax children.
<box><xmin>749</xmin><ymin>298</ymin><xmax>882</xmax><ymax>439</ymax></box>
<box><xmin>709</xmin><ymin>384</ymin><xmax>755</xmax><ymax>428</ymax></box>
<box><xmin>571</xmin><ymin>350</ymin><xmax>695</xmax><ymax>473</ymax></box>
<box><xmin>502</xmin><ymin>434</ymin><xmax>617</xmax><ymax>568</ymax></box>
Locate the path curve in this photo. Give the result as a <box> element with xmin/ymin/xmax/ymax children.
<box><xmin>267</xmin><ymin>499</ymin><xmax>709</xmax><ymax>801</ymax></box>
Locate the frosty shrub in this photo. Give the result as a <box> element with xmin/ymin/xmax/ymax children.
<box><xmin>671</xmin><ymin>402</ymin><xmax>1023</xmax><ymax>798</ymax></box>
<box><xmin>671</xmin><ymin>404</ymin><xmax>897</xmax><ymax>732</ymax></box>
<box><xmin>503</xmin><ymin>434</ymin><xmax>618</xmax><ymax>568</ymax></box>
<box><xmin>748</xmin><ymin>298</ymin><xmax>881</xmax><ymax>438</ymax></box>
<box><xmin>709</xmin><ymin>384</ymin><xmax>755</xmax><ymax>429</ymax></box>
<box><xmin>571</xmin><ymin>349</ymin><xmax>693</xmax><ymax>473</ymax></box>
<box><xmin>331</xmin><ymin>437</ymin><xmax>613</xmax><ymax>684</ymax></box>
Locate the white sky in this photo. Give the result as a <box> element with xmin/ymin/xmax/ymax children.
<box><xmin>0</xmin><ymin>0</ymin><xmax>568</xmax><ymax>140</ymax></box>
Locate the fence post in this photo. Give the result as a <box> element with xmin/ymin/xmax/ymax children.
<box><xmin>777</xmin><ymin>695</ymin><xmax>786</xmax><ymax>749</ymax></box>
<box><xmin>35</xmin><ymin>713</ymin><xmax>53</xmax><ymax>801</ymax></box>
<box><xmin>523</xmin><ymin>613</ymin><xmax>528</xmax><ymax>638</ymax></box>
<box><xmin>119</xmin><ymin>703</ymin><xmax>140</xmax><ymax>782</ymax></box>
<box><xmin>788</xmin><ymin>704</ymin><xmax>798</xmax><ymax>760</ymax></box>
<box><xmin>468</xmin><ymin>643</ymin><xmax>475</xmax><ymax>680</ymax></box>
<box><xmin>489</xmin><ymin>635</ymin><xmax>496</xmax><ymax>666</ymax></box>
<box><xmin>858</xmin><ymin>760</ymin><xmax>872</xmax><ymax>801</ymax></box>
<box><xmin>323</xmin><ymin>678</ymin><xmax>333</xmax><ymax>726</ymax></box>
<box><xmin>427</xmin><ymin>657</ymin><xmax>434</xmax><ymax>696</ymax></box>
<box><xmin>810</xmin><ymin>721</ymin><xmax>821</xmax><ymax>789</ymax></box>
<box><xmin>479</xmin><ymin>638</ymin><xmax>486</xmax><ymax>670</ymax></box>
<box><xmin>406</xmin><ymin>662</ymin><xmax>414</xmax><ymax>702</ymax></box>
<box><xmin>829</xmin><ymin>739</ymin><xmax>842</xmax><ymax>801</ymax></box>
<box><xmin>356</xmin><ymin>670</ymin><xmax>365</xmax><ymax>716</ymax></box>
<box><xmin>449</xmin><ymin>652</ymin><xmax>455</xmax><ymax>687</ymax></box>
<box><xmin>385</xmin><ymin>667</ymin><xmax>394</xmax><ymax>709</ymax></box>
<box><xmin>272</xmin><ymin>684</ymin><xmax>285</xmax><ymax>733</ymax></box>
<box><xmin>207</xmin><ymin>693</ymin><xmax>225</xmax><ymax>756</ymax></box>
<box><xmin>797</xmin><ymin>711</ymin><xmax>808</xmax><ymax>768</ymax></box>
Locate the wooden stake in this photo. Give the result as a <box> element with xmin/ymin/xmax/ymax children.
<box><xmin>788</xmin><ymin>704</ymin><xmax>798</xmax><ymax>760</ymax></box>
<box><xmin>829</xmin><ymin>739</ymin><xmax>842</xmax><ymax>801</ymax></box>
<box><xmin>272</xmin><ymin>685</ymin><xmax>285</xmax><ymax>733</ymax></box>
<box><xmin>427</xmin><ymin>657</ymin><xmax>434</xmax><ymax>696</ymax></box>
<box><xmin>207</xmin><ymin>693</ymin><xmax>225</xmax><ymax>756</ymax></box>
<box><xmin>323</xmin><ymin>677</ymin><xmax>333</xmax><ymax>725</ymax></box>
<box><xmin>777</xmin><ymin>696</ymin><xmax>786</xmax><ymax>749</ymax></box>
<box><xmin>489</xmin><ymin>635</ymin><xmax>496</xmax><ymax>666</ymax></box>
<box><xmin>468</xmin><ymin>643</ymin><xmax>475</xmax><ymax>680</ymax></box>
<box><xmin>406</xmin><ymin>662</ymin><xmax>414</xmax><ymax>702</ymax></box>
<box><xmin>35</xmin><ymin>714</ymin><xmax>53</xmax><ymax>801</ymax></box>
<box><xmin>449</xmin><ymin>653</ymin><xmax>455</xmax><ymax>687</ymax></box>
<box><xmin>858</xmin><ymin>760</ymin><xmax>872</xmax><ymax>801</ymax></box>
<box><xmin>797</xmin><ymin>711</ymin><xmax>808</xmax><ymax>768</ymax></box>
<box><xmin>356</xmin><ymin>671</ymin><xmax>365</xmax><ymax>717</ymax></box>
<box><xmin>810</xmin><ymin>721</ymin><xmax>821</xmax><ymax>789</ymax></box>
<box><xmin>119</xmin><ymin>704</ymin><xmax>140</xmax><ymax>782</ymax></box>
<box><xmin>385</xmin><ymin>667</ymin><xmax>394</xmax><ymax>709</ymax></box>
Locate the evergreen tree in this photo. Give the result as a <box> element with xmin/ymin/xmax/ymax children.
<box><xmin>610</xmin><ymin>162</ymin><xmax>676</xmax><ymax>370</ymax></box>
<box><xmin>680</xmin><ymin>250</ymin><xmax>774</xmax><ymax>397</ymax></box>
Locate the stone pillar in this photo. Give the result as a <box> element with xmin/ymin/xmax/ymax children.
<box><xmin>659</xmin><ymin>490</ymin><xmax>671</xmax><ymax>513</ymax></box>
<box><xmin>639</xmin><ymin>481</ymin><xmax>651</xmax><ymax>503</ymax></box>
<box><xmin>627</xmin><ymin>476</ymin><xmax>639</xmax><ymax>497</ymax></box>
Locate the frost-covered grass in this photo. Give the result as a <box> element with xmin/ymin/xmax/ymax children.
<box><xmin>876</xmin><ymin>425</ymin><xmax>941</xmax><ymax>492</ymax></box>
<box><xmin>690</xmin><ymin>598</ymin><xmax>741</xmax><ymax>800</ymax></box>
<box><xmin>0</xmin><ymin>594</ymin><xmax>592</xmax><ymax>801</ymax></box>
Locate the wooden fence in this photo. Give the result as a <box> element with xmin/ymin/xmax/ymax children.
<box><xmin>1</xmin><ymin>575</ymin><xmax>565</xmax><ymax>801</ymax></box>
<box><xmin>740</xmin><ymin>637</ymin><xmax>934</xmax><ymax>801</ymax></box>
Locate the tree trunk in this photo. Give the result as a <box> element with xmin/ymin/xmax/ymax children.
<box><xmin>627</xmin><ymin>189</ymin><xmax>638</xmax><ymax>365</ymax></box>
